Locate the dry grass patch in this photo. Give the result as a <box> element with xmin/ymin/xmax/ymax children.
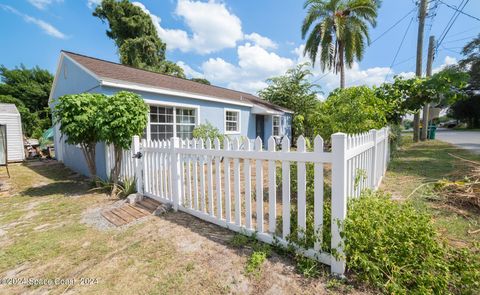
<box><xmin>0</xmin><ymin>161</ymin><xmax>367</xmax><ymax>294</ymax></box>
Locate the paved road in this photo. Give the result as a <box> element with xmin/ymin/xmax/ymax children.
<box><xmin>435</xmin><ymin>129</ymin><xmax>480</xmax><ymax>154</ymax></box>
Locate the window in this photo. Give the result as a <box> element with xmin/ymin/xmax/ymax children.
<box><xmin>273</xmin><ymin>116</ymin><xmax>281</xmax><ymax>136</ymax></box>
<box><xmin>225</xmin><ymin>110</ymin><xmax>240</xmax><ymax>133</ymax></box>
<box><xmin>148</xmin><ymin>106</ymin><xmax>197</xmax><ymax>140</ymax></box>
<box><xmin>149</xmin><ymin>106</ymin><xmax>174</xmax><ymax>141</ymax></box>
<box><xmin>176</xmin><ymin>108</ymin><xmax>196</xmax><ymax>139</ymax></box>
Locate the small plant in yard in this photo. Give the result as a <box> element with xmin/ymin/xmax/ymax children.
<box><xmin>117</xmin><ymin>177</ymin><xmax>136</xmax><ymax>199</ymax></box>
<box><xmin>245</xmin><ymin>251</ymin><xmax>267</xmax><ymax>276</ymax></box>
<box><xmin>230</xmin><ymin>233</ymin><xmax>272</xmax><ymax>276</ymax></box>
<box><xmin>343</xmin><ymin>190</ymin><xmax>480</xmax><ymax>294</ymax></box>
<box><xmin>91</xmin><ymin>177</ymin><xmax>136</xmax><ymax>199</ymax></box>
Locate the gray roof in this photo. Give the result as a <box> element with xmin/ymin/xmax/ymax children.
<box><xmin>0</xmin><ymin>103</ymin><xmax>20</xmax><ymax>115</ymax></box>
<box><xmin>62</xmin><ymin>51</ymin><xmax>293</xmax><ymax>113</ymax></box>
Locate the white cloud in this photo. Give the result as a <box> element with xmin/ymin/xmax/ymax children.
<box><xmin>200</xmin><ymin>43</ymin><xmax>294</xmax><ymax>94</ymax></box>
<box><xmin>177</xmin><ymin>61</ymin><xmax>203</xmax><ymax>78</ymax></box>
<box><xmin>244</xmin><ymin>33</ymin><xmax>277</xmax><ymax>49</ymax></box>
<box><xmin>433</xmin><ymin>56</ymin><xmax>457</xmax><ymax>74</ymax></box>
<box><xmin>134</xmin><ymin>0</ymin><xmax>243</xmax><ymax>54</ymax></box>
<box><xmin>0</xmin><ymin>5</ymin><xmax>67</xmax><ymax>39</ymax></box>
<box><xmin>87</xmin><ymin>0</ymin><xmax>101</xmax><ymax>9</ymax></box>
<box><xmin>27</xmin><ymin>0</ymin><xmax>62</xmax><ymax>10</ymax></box>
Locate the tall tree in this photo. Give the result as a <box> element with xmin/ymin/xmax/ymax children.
<box><xmin>460</xmin><ymin>34</ymin><xmax>480</xmax><ymax>89</ymax></box>
<box><xmin>0</xmin><ymin>64</ymin><xmax>53</xmax><ymax>137</ymax></box>
<box><xmin>301</xmin><ymin>0</ymin><xmax>379</xmax><ymax>88</ymax></box>
<box><xmin>448</xmin><ymin>34</ymin><xmax>480</xmax><ymax>128</ymax></box>
<box><xmin>0</xmin><ymin>65</ymin><xmax>53</xmax><ymax>112</ymax></box>
<box><xmin>258</xmin><ymin>63</ymin><xmax>321</xmax><ymax>139</ymax></box>
<box><xmin>93</xmin><ymin>0</ymin><xmax>185</xmax><ymax>78</ymax></box>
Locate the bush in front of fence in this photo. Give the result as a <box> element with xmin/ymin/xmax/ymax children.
<box><xmin>343</xmin><ymin>190</ymin><xmax>480</xmax><ymax>294</ymax></box>
<box><xmin>274</xmin><ymin>163</ymin><xmax>332</xmax><ymax>253</ymax></box>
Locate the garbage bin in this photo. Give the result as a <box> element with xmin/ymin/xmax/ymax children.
<box><xmin>427</xmin><ymin>124</ymin><xmax>437</xmax><ymax>140</ymax></box>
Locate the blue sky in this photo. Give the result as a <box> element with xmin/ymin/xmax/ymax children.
<box><xmin>0</xmin><ymin>0</ymin><xmax>479</xmax><ymax>96</ymax></box>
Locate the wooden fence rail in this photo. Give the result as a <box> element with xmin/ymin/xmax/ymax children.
<box><xmin>106</xmin><ymin>127</ymin><xmax>390</xmax><ymax>275</ymax></box>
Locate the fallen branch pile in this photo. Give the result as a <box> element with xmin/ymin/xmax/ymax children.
<box><xmin>433</xmin><ymin>153</ymin><xmax>480</xmax><ymax>211</ymax></box>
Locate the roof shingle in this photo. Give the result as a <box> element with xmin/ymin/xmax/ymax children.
<box><xmin>62</xmin><ymin>51</ymin><xmax>291</xmax><ymax>113</ymax></box>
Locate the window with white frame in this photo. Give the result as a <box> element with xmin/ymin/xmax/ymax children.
<box><xmin>273</xmin><ymin>116</ymin><xmax>281</xmax><ymax>136</ymax></box>
<box><xmin>176</xmin><ymin>108</ymin><xmax>196</xmax><ymax>139</ymax></box>
<box><xmin>225</xmin><ymin>109</ymin><xmax>240</xmax><ymax>133</ymax></box>
<box><xmin>148</xmin><ymin>106</ymin><xmax>197</xmax><ymax>140</ymax></box>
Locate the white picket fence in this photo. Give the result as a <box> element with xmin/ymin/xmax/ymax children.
<box><xmin>105</xmin><ymin>127</ymin><xmax>390</xmax><ymax>275</ymax></box>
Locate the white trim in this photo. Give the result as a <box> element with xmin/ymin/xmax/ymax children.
<box><xmin>63</xmin><ymin>53</ymin><xmax>102</xmax><ymax>82</ymax></box>
<box><xmin>272</xmin><ymin>115</ymin><xmax>281</xmax><ymax>137</ymax></box>
<box><xmin>251</xmin><ymin>104</ymin><xmax>283</xmax><ymax>115</ymax></box>
<box><xmin>102</xmin><ymin>79</ymin><xmax>253</xmax><ymax>108</ymax></box>
<box><xmin>146</xmin><ymin>104</ymin><xmax>200</xmax><ymax>141</ymax></box>
<box><xmin>224</xmin><ymin>108</ymin><xmax>241</xmax><ymax>135</ymax></box>
<box><xmin>48</xmin><ymin>54</ymin><xmax>64</xmax><ymax>102</ymax></box>
<box><xmin>49</xmin><ymin>52</ymin><xmax>103</xmax><ymax>102</ymax></box>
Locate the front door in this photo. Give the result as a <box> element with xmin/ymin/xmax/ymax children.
<box><xmin>255</xmin><ymin>115</ymin><xmax>264</xmax><ymax>142</ymax></box>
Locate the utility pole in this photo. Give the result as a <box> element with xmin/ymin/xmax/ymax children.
<box><xmin>421</xmin><ymin>36</ymin><xmax>435</xmax><ymax>141</ymax></box>
<box><xmin>413</xmin><ymin>0</ymin><xmax>428</xmax><ymax>142</ymax></box>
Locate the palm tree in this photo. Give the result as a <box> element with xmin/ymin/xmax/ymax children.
<box><xmin>301</xmin><ymin>0</ymin><xmax>379</xmax><ymax>88</ymax></box>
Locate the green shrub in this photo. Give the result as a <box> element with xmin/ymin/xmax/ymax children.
<box><xmin>275</xmin><ymin>164</ymin><xmax>332</xmax><ymax>252</ymax></box>
<box><xmin>314</xmin><ymin>86</ymin><xmax>388</xmax><ymax>141</ymax></box>
<box><xmin>192</xmin><ymin>122</ymin><xmax>226</xmax><ymax>142</ymax></box>
<box><xmin>343</xmin><ymin>190</ymin><xmax>480</xmax><ymax>294</ymax></box>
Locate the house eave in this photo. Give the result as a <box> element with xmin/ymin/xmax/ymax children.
<box><xmin>100</xmin><ymin>79</ymin><xmax>254</xmax><ymax>108</ymax></box>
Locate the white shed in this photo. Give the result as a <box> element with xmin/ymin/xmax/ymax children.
<box><xmin>0</xmin><ymin>103</ymin><xmax>24</xmax><ymax>162</ymax></box>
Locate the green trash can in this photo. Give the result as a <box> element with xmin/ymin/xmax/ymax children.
<box><xmin>427</xmin><ymin>124</ymin><xmax>437</xmax><ymax>140</ymax></box>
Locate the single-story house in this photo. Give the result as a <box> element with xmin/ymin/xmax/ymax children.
<box><xmin>50</xmin><ymin>51</ymin><xmax>293</xmax><ymax>179</ymax></box>
<box><xmin>0</xmin><ymin>103</ymin><xmax>24</xmax><ymax>163</ymax></box>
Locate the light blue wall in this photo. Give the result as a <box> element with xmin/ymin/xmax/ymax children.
<box><xmin>51</xmin><ymin>57</ymin><xmax>107</xmax><ymax>179</ymax></box>
<box><xmin>100</xmin><ymin>86</ymin><xmax>256</xmax><ymax>139</ymax></box>
<box><xmin>262</xmin><ymin>114</ymin><xmax>293</xmax><ymax>143</ymax></box>
<box><xmin>51</xmin><ymin>56</ymin><xmax>292</xmax><ymax>180</ymax></box>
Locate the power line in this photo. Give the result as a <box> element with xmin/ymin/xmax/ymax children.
<box><xmin>443</xmin><ymin>35</ymin><xmax>478</xmax><ymax>44</ymax></box>
<box><xmin>385</xmin><ymin>16</ymin><xmax>415</xmax><ymax>82</ymax></box>
<box><xmin>370</xmin><ymin>7</ymin><xmax>417</xmax><ymax>45</ymax></box>
<box><xmin>311</xmin><ymin>71</ymin><xmax>332</xmax><ymax>84</ymax></box>
<box><xmin>437</xmin><ymin>0</ymin><xmax>480</xmax><ymax>22</ymax></box>
<box><xmin>436</xmin><ymin>0</ymin><xmax>470</xmax><ymax>52</ymax></box>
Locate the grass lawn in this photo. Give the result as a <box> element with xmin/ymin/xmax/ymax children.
<box><xmin>381</xmin><ymin>136</ymin><xmax>480</xmax><ymax>247</ymax></box>
<box><xmin>0</xmin><ymin>161</ymin><xmax>365</xmax><ymax>295</ymax></box>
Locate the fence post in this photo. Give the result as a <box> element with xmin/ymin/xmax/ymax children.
<box><xmin>331</xmin><ymin>132</ymin><xmax>348</xmax><ymax>276</ymax></box>
<box><xmin>370</xmin><ymin>129</ymin><xmax>378</xmax><ymax>189</ymax></box>
<box><xmin>383</xmin><ymin>127</ymin><xmax>389</xmax><ymax>172</ymax></box>
<box><xmin>171</xmin><ymin>137</ymin><xmax>181</xmax><ymax>211</ymax></box>
<box><xmin>132</xmin><ymin>136</ymin><xmax>143</xmax><ymax>195</ymax></box>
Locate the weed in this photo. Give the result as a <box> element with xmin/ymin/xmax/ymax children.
<box><xmin>295</xmin><ymin>255</ymin><xmax>321</xmax><ymax>278</ymax></box>
<box><xmin>245</xmin><ymin>251</ymin><xmax>267</xmax><ymax>276</ymax></box>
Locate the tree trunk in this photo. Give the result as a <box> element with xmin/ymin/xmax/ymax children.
<box><xmin>110</xmin><ymin>145</ymin><xmax>123</xmax><ymax>197</ymax></box>
<box><xmin>339</xmin><ymin>42</ymin><xmax>346</xmax><ymax>89</ymax></box>
<box><xmin>81</xmin><ymin>143</ymin><xmax>97</xmax><ymax>180</ymax></box>
<box><xmin>413</xmin><ymin>113</ymin><xmax>420</xmax><ymax>142</ymax></box>
<box><xmin>420</xmin><ymin>103</ymin><xmax>429</xmax><ymax>141</ymax></box>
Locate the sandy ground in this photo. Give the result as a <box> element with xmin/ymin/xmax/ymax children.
<box><xmin>0</xmin><ymin>161</ymin><xmax>368</xmax><ymax>294</ymax></box>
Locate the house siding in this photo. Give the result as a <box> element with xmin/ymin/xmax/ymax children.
<box><xmin>51</xmin><ymin>56</ymin><xmax>107</xmax><ymax>179</ymax></box>
<box><xmin>51</xmin><ymin>54</ymin><xmax>292</xmax><ymax>180</ymax></box>
<box><xmin>100</xmin><ymin>86</ymin><xmax>256</xmax><ymax>139</ymax></box>
<box><xmin>0</xmin><ymin>114</ymin><xmax>24</xmax><ymax>162</ymax></box>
